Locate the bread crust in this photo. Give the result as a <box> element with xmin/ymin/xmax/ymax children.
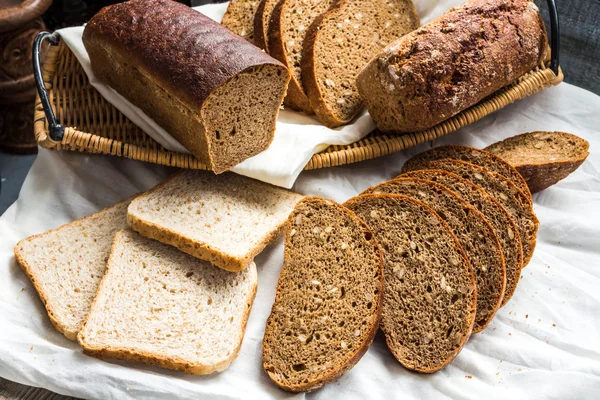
<box><xmin>254</xmin><ymin>0</ymin><xmax>280</xmax><ymax>52</ymax></box>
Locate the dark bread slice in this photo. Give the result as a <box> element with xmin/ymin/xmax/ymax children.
<box><xmin>418</xmin><ymin>160</ymin><xmax>539</xmax><ymax>267</ymax></box>
<box><xmin>254</xmin><ymin>0</ymin><xmax>281</xmax><ymax>52</ymax></box>
<box><xmin>401</xmin><ymin>169</ymin><xmax>523</xmax><ymax>307</ymax></box>
<box><xmin>485</xmin><ymin>131</ymin><xmax>590</xmax><ymax>193</ymax></box>
<box><xmin>221</xmin><ymin>0</ymin><xmax>261</xmax><ymax>41</ymax></box>
<box><xmin>363</xmin><ymin>178</ymin><xmax>505</xmax><ymax>332</ymax></box>
<box><xmin>302</xmin><ymin>0</ymin><xmax>419</xmax><ymax>127</ymax></box>
<box><xmin>401</xmin><ymin>145</ymin><xmax>532</xmax><ymax>202</ymax></box>
<box><xmin>268</xmin><ymin>0</ymin><xmax>338</xmax><ymax>112</ymax></box>
<box><xmin>263</xmin><ymin>197</ymin><xmax>384</xmax><ymax>392</ymax></box>
<box><xmin>344</xmin><ymin>194</ymin><xmax>477</xmax><ymax>373</ymax></box>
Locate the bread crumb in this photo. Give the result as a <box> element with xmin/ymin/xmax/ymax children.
<box><xmin>525</xmin><ymin>314</ymin><xmax>528</xmax><ymax>318</ymax></box>
<box><xmin>552</xmin><ymin>324</ymin><xmax>556</xmax><ymax>327</ymax></box>
<box><xmin>465</xmin><ymin>375</ymin><xmax>472</xmax><ymax>379</ymax></box>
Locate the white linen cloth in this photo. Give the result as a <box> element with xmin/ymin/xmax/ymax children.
<box><xmin>1</xmin><ymin>1</ymin><xmax>600</xmax><ymax>399</ymax></box>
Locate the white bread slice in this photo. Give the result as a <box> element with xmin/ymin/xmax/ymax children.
<box><xmin>13</xmin><ymin>198</ymin><xmax>131</xmax><ymax>341</ymax></box>
<box><xmin>78</xmin><ymin>229</ymin><xmax>258</xmax><ymax>375</ymax></box>
<box><xmin>127</xmin><ymin>171</ymin><xmax>304</xmax><ymax>272</ymax></box>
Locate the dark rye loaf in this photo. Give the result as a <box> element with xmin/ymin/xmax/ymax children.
<box><xmin>356</xmin><ymin>0</ymin><xmax>547</xmax><ymax>133</ymax></box>
<box><xmin>83</xmin><ymin>0</ymin><xmax>290</xmax><ymax>174</ymax></box>
<box><xmin>221</xmin><ymin>0</ymin><xmax>261</xmax><ymax>41</ymax></box>
<box><xmin>363</xmin><ymin>178</ymin><xmax>505</xmax><ymax>332</ymax></box>
<box><xmin>263</xmin><ymin>197</ymin><xmax>384</xmax><ymax>392</ymax></box>
<box><xmin>345</xmin><ymin>194</ymin><xmax>476</xmax><ymax>373</ymax></box>
<box><xmin>401</xmin><ymin>169</ymin><xmax>523</xmax><ymax>307</ymax></box>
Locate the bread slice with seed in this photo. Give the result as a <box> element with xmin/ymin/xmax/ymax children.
<box><xmin>254</xmin><ymin>0</ymin><xmax>281</xmax><ymax>51</ymax></box>
<box><xmin>401</xmin><ymin>145</ymin><xmax>532</xmax><ymax>202</ymax></box>
<box><xmin>485</xmin><ymin>131</ymin><xmax>590</xmax><ymax>193</ymax></box>
<box><xmin>401</xmin><ymin>169</ymin><xmax>523</xmax><ymax>307</ymax></box>
<box><xmin>78</xmin><ymin>229</ymin><xmax>257</xmax><ymax>375</ymax></box>
<box><xmin>268</xmin><ymin>0</ymin><xmax>338</xmax><ymax>112</ymax></box>
<box><xmin>345</xmin><ymin>194</ymin><xmax>477</xmax><ymax>373</ymax></box>
<box><xmin>221</xmin><ymin>0</ymin><xmax>261</xmax><ymax>41</ymax></box>
<box><xmin>417</xmin><ymin>160</ymin><xmax>538</xmax><ymax>267</ymax></box>
<box><xmin>363</xmin><ymin>178</ymin><xmax>505</xmax><ymax>332</ymax></box>
<box><xmin>302</xmin><ymin>0</ymin><xmax>419</xmax><ymax>127</ymax></box>
<box><xmin>127</xmin><ymin>171</ymin><xmax>304</xmax><ymax>272</ymax></box>
<box><xmin>13</xmin><ymin>198</ymin><xmax>131</xmax><ymax>341</ymax></box>
<box><xmin>263</xmin><ymin>197</ymin><xmax>384</xmax><ymax>392</ymax></box>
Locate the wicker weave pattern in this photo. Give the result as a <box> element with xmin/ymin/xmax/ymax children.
<box><xmin>34</xmin><ymin>42</ymin><xmax>563</xmax><ymax>171</ymax></box>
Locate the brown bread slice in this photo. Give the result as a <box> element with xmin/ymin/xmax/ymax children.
<box><xmin>302</xmin><ymin>0</ymin><xmax>419</xmax><ymax>127</ymax></box>
<box><xmin>417</xmin><ymin>160</ymin><xmax>539</xmax><ymax>267</ymax></box>
<box><xmin>485</xmin><ymin>131</ymin><xmax>590</xmax><ymax>193</ymax></box>
<box><xmin>263</xmin><ymin>197</ymin><xmax>384</xmax><ymax>392</ymax></box>
<box><xmin>344</xmin><ymin>194</ymin><xmax>477</xmax><ymax>373</ymax></box>
<box><xmin>401</xmin><ymin>145</ymin><xmax>532</xmax><ymax>202</ymax></box>
<box><xmin>268</xmin><ymin>0</ymin><xmax>338</xmax><ymax>112</ymax></box>
<box><xmin>254</xmin><ymin>0</ymin><xmax>281</xmax><ymax>52</ymax></box>
<box><xmin>363</xmin><ymin>178</ymin><xmax>505</xmax><ymax>332</ymax></box>
<box><xmin>401</xmin><ymin>170</ymin><xmax>523</xmax><ymax>307</ymax></box>
<box><xmin>221</xmin><ymin>0</ymin><xmax>261</xmax><ymax>41</ymax></box>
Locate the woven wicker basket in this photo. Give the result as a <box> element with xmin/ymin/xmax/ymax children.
<box><xmin>32</xmin><ymin>35</ymin><xmax>563</xmax><ymax>172</ymax></box>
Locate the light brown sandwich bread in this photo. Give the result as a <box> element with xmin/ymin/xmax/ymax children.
<box><xmin>401</xmin><ymin>169</ymin><xmax>523</xmax><ymax>307</ymax></box>
<box><xmin>78</xmin><ymin>229</ymin><xmax>258</xmax><ymax>375</ymax></box>
<box><xmin>221</xmin><ymin>0</ymin><xmax>261</xmax><ymax>41</ymax></box>
<box><xmin>127</xmin><ymin>170</ymin><xmax>304</xmax><ymax>272</ymax></box>
<box><xmin>263</xmin><ymin>197</ymin><xmax>384</xmax><ymax>392</ymax></box>
<box><xmin>344</xmin><ymin>194</ymin><xmax>477</xmax><ymax>373</ymax></box>
<box><xmin>363</xmin><ymin>178</ymin><xmax>505</xmax><ymax>332</ymax></box>
<box><xmin>13</xmin><ymin>198</ymin><xmax>131</xmax><ymax>341</ymax></box>
<box><xmin>254</xmin><ymin>0</ymin><xmax>281</xmax><ymax>52</ymax></box>
<box><xmin>485</xmin><ymin>131</ymin><xmax>590</xmax><ymax>193</ymax></box>
<box><xmin>302</xmin><ymin>0</ymin><xmax>419</xmax><ymax>127</ymax></box>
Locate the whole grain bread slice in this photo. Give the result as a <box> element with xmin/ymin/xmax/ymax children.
<box><xmin>127</xmin><ymin>171</ymin><xmax>304</xmax><ymax>272</ymax></box>
<box><xmin>13</xmin><ymin>198</ymin><xmax>132</xmax><ymax>341</ymax></box>
<box><xmin>401</xmin><ymin>145</ymin><xmax>532</xmax><ymax>202</ymax></box>
<box><xmin>254</xmin><ymin>0</ymin><xmax>281</xmax><ymax>52</ymax></box>
<box><xmin>263</xmin><ymin>197</ymin><xmax>384</xmax><ymax>392</ymax></box>
<box><xmin>78</xmin><ymin>229</ymin><xmax>258</xmax><ymax>375</ymax></box>
<box><xmin>485</xmin><ymin>131</ymin><xmax>590</xmax><ymax>193</ymax></box>
<box><xmin>268</xmin><ymin>0</ymin><xmax>338</xmax><ymax>112</ymax></box>
<box><xmin>221</xmin><ymin>0</ymin><xmax>261</xmax><ymax>41</ymax></box>
<box><xmin>401</xmin><ymin>169</ymin><xmax>523</xmax><ymax>307</ymax></box>
<box><xmin>344</xmin><ymin>194</ymin><xmax>477</xmax><ymax>373</ymax></box>
<box><xmin>417</xmin><ymin>160</ymin><xmax>539</xmax><ymax>267</ymax></box>
<box><xmin>363</xmin><ymin>178</ymin><xmax>505</xmax><ymax>332</ymax></box>
<box><xmin>302</xmin><ymin>0</ymin><xmax>419</xmax><ymax>127</ymax></box>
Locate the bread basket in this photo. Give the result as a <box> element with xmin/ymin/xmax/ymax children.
<box><xmin>31</xmin><ymin>0</ymin><xmax>563</xmax><ymax>171</ymax></box>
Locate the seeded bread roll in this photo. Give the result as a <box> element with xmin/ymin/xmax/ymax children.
<box><xmin>222</xmin><ymin>0</ymin><xmax>261</xmax><ymax>41</ymax></box>
<box><xmin>83</xmin><ymin>0</ymin><xmax>290</xmax><ymax>174</ymax></box>
<box><xmin>254</xmin><ymin>0</ymin><xmax>281</xmax><ymax>52</ymax></box>
<box><xmin>420</xmin><ymin>160</ymin><xmax>538</xmax><ymax>267</ymax></box>
<box><xmin>302</xmin><ymin>0</ymin><xmax>419</xmax><ymax>127</ymax></box>
<box><xmin>485</xmin><ymin>131</ymin><xmax>590</xmax><ymax>193</ymax></box>
<box><xmin>401</xmin><ymin>169</ymin><xmax>523</xmax><ymax>307</ymax></box>
<box><xmin>363</xmin><ymin>178</ymin><xmax>505</xmax><ymax>332</ymax></box>
<box><xmin>356</xmin><ymin>0</ymin><xmax>547</xmax><ymax>133</ymax></box>
<box><xmin>345</xmin><ymin>194</ymin><xmax>477</xmax><ymax>373</ymax></box>
<box><xmin>402</xmin><ymin>145</ymin><xmax>532</xmax><ymax>202</ymax></box>
<box><xmin>263</xmin><ymin>197</ymin><xmax>384</xmax><ymax>392</ymax></box>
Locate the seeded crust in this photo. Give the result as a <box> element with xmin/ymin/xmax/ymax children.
<box><xmin>221</xmin><ymin>0</ymin><xmax>261</xmax><ymax>41</ymax></box>
<box><xmin>401</xmin><ymin>145</ymin><xmax>532</xmax><ymax>202</ymax></box>
<box><xmin>419</xmin><ymin>160</ymin><xmax>538</xmax><ymax>267</ymax></box>
<box><xmin>263</xmin><ymin>197</ymin><xmax>384</xmax><ymax>392</ymax></box>
<box><xmin>254</xmin><ymin>0</ymin><xmax>281</xmax><ymax>52</ymax></box>
<box><xmin>363</xmin><ymin>178</ymin><xmax>505</xmax><ymax>332</ymax></box>
<box><xmin>302</xmin><ymin>0</ymin><xmax>419</xmax><ymax>127</ymax></box>
<box><xmin>268</xmin><ymin>0</ymin><xmax>338</xmax><ymax>112</ymax></box>
<box><xmin>485</xmin><ymin>131</ymin><xmax>590</xmax><ymax>193</ymax></box>
<box><xmin>401</xmin><ymin>170</ymin><xmax>523</xmax><ymax>307</ymax></box>
<box><xmin>344</xmin><ymin>194</ymin><xmax>477</xmax><ymax>373</ymax></box>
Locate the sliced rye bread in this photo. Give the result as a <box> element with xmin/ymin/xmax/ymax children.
<box><xmin>344</xmin><ymin>194</ymin><xmax>477</xmax><ymax>373</ymax></box>
<box><xmin>254</xmin><ymin>0</ymin><xmax>281</xmax><ymax>52</ymax></box>
<box><xmin>13</xmin><ymin>198</ymin><xmax>131</xmax><ymax>341</ymax></box>
<box><xmin>127</xmin><ymin>171</ymin><xmax>304</xmax><ymax>272</ymax></box>
<box><xmin>221</xmin><ymin>0</ymin><xmax>261</xmax><ymax>41</ymax></box>
<box><xmin>263</xmin><ymin>197</ymin><xmax>384</xmax><ymax>392</ymax></box>
<box><xmin>268</xmin><ymin>0</ymin><xmax>338</xmax><ymax>112</ymax></box>
<box><xmin>302</xmin><ymin>0</ymin><xmax>419</xmax><ymax>127</ymax></box>
<box><xmin>78</xmin><ymin>229</ymin><xmax>258</xmax><ymax>375</ymax></box>
<box><xmin>485</xmin><ymin>131</ymin><xmax>590</xmax><ymax>193</ymax></box>
<box><xmin>401</xmin><ymin>169</ymin><xmax>523</xmax><ymax>307</ymax></box>
<box><xmin>401</xmin><ymin>145</ymin><xmax>532</xmax><ymax>202</ymax></box>
<box><xmin>363</xmin><ymin>178</ymin><xmax>505</xmax><ymax>332</ymax></box>
<box><xmin>418</xmin><ymin>160</ymin><xmax>539</xmax><ymax>267</ymax></box>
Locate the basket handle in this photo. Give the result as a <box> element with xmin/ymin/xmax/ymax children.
<box><xmin>32</xmin><ymin>31</ymin><xmax>64</xmax><ymax>142</ymax></box>
<box><xmin>545</xmin><ymin>0</ymin><xmax>560</xmax><ymax>75</ymax></box>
